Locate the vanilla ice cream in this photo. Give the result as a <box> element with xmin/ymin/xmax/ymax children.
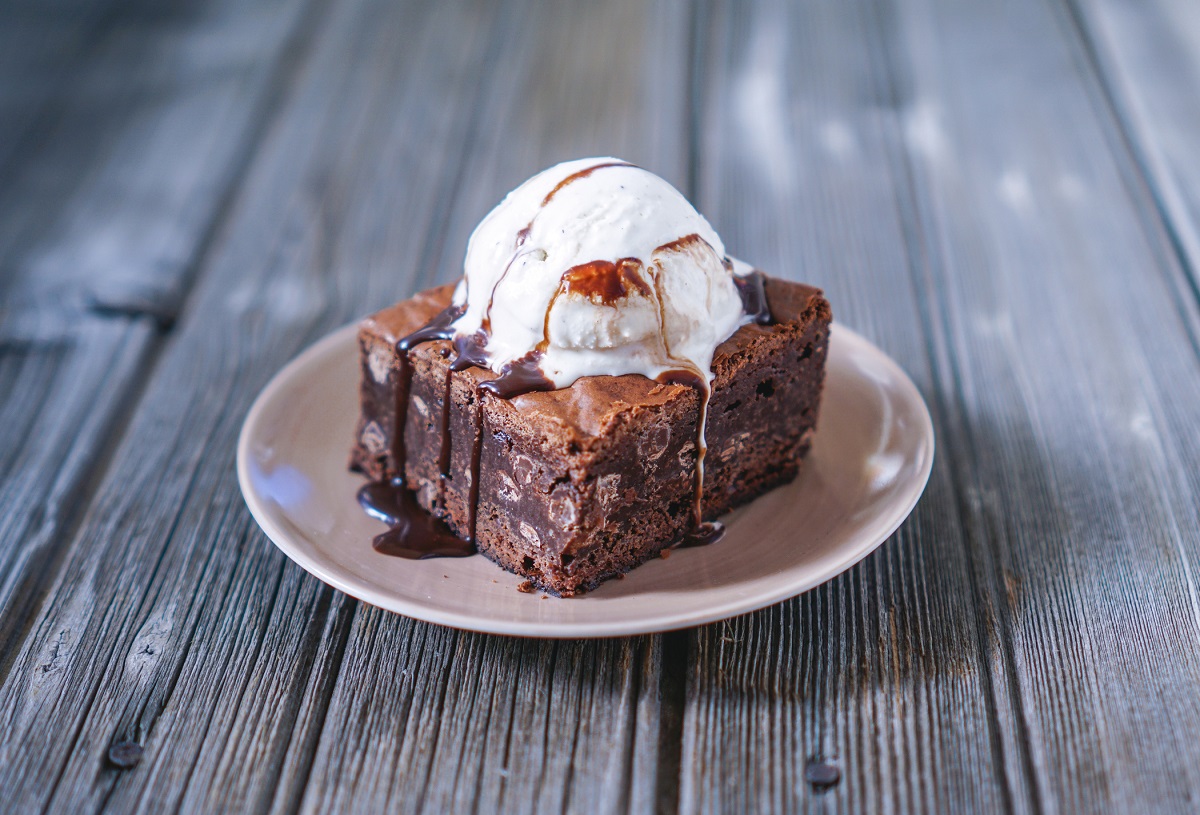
<box><xmin>448</xmin><ymin>158</ymin><xmax>757</xmax><ymax>389</ymax></box>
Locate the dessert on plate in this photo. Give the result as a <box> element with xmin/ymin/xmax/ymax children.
<box><xmin>350</xmin><ymin>158</ymin><xmax>831</xmax><ymax>596</ymax></box>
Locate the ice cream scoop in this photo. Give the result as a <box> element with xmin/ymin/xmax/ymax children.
<box><xmin>448</xmin><ymin>158</ymin><xmax>763</xmax><ymax>390</ymax></box>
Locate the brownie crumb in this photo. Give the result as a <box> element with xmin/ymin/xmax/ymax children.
<box><xmin>660</xmin><ymin>548</ymin><xmax>672</xmax><ymax>560</ymax></box>
<box><xmin>517</xmin><ymin>580</ymin><xmax>536</xmax><ymax>593</ymax></box>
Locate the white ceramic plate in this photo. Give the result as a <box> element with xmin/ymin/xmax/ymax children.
<box><xmin>238</xmin><ymin>323</ymin><xmax>933</xmax><ymax>638</ymax></box>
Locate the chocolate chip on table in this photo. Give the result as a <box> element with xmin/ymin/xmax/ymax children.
<box><xmin>804</xmin><ymin>759</ymin><xmax>841</xmax><ymax>788</ymax></box>
<box><xmin>107</xmin><ymin>741</ymin><xmax>143</xmax><ymax>769</ymax></box>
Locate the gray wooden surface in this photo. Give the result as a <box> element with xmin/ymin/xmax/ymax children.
<box><xmin>1</xmin><ymin>0</ymin><xmax>1199</xmax><ymax>812</ymax></box>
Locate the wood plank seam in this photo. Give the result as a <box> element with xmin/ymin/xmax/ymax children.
<box><xmin>156</xmin><ymin>532</ymin><xmax>292</xmax><ymax>810</ymax></box>
<box><xmin>656</xmin><ymin>4</ymin><xmax>720</xmax><ymax>807</ymax></box>
<box><xmin>1056</xmin><ymin>0</ymin><xmax>1200</xmax><ymax>662</ymax></box>
<box><xmin>409</xmin><ymin>629</ymin><xmax>465</xmax><ymax>806</ymax></box>
<box><xmin>96</xmin><ymin>0</ymin><xmax>337</xmax><ymax>329</ymax></box>
<box><xmin>684</xmin><ymin>0</ymin><xmax>716</xmax><ymax>211</ymax></box>
<box><xmin>624</xmin><ymin>638</ymin><xmax>652</xmax><ymax>811</ymax></box>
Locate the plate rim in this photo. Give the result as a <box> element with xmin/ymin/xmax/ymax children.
<box><xmin>237</xmin><ymin>321</ymin><xmax>934</xmax><ymax>638</ymax></box>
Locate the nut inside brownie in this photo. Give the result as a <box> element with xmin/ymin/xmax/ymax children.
<box><xmin>351</xmin><ymin>279</ymin><xmax>831</xmax><ymax>596</ymax></box>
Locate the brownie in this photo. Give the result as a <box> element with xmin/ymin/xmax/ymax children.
<box><xmin>351</xmin><ymin>278</ymin><xmax>831</xmax><ymax>596</ymax></box>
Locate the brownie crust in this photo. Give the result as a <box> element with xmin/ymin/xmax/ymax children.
<box><xmin>351</xmin><ymin>279</ymin><xmax>832</xmax><ymax>596</ymax></box>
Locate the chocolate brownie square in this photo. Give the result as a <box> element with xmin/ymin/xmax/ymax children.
<box><xmin>351</xmin><ymin>278</ymin><xmax>830</xmax><ymax>596</ymax></box>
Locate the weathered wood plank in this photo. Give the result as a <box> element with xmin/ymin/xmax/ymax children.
<box><xmin>0</xmin><ymin>0</ymin><xmax>317</xmax><ymax>339</ymax></box>
<box><xmin>0</xmin><ymin>0</ymin><xmax>118</xmax><ymax>173</ymax></box>
<box><xmin>683</xmin><ymin>1</ymin><xmax>1023</xmax><ymax>812</ymax></box>
<box><xmin>0</xmin><ymin>320</ymin><xmax>155</xmax><ymax>668</ymax></box>
<box><xmin>0</xmin><ymin>0</ymin><xmax>318</xmax><ymax>686</ymax></box>
<box><xmin>0</xmin><ymin>0</ymin><xmax>685</xmax><ymax>812</ymax></box>
<box><xmin>684</xmin><ymin>0</ymin><xmax>1200</xmax><ymax>811</ymax></box>
<box><xmin>886</xmin><ymin>0</ymin><xmax>1200</xmax><ymax>808</ymax></box>
<box><xmin>302</xmin><ymin>621</ymin><xmax>664</xmax><ymax>815</ymax></box>
<box><xmin>1068</xmin><ymin>0</ymin><xmax>1200</xmax><ymax>335</ymax></box>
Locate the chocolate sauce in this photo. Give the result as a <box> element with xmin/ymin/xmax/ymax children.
<box><xmin>734</xmin><ymin>269</ymin><xmax>772</xmax><ymax>325</ymax></box>
<box><xmin>655</xmin><ymin>232</ymin><xmax>707</xmax><ymax>255</ymax></box>
<box><xmin>479</xmin><ymin>352</ymin><xmax>556</xmax><ymax>398</ymax></box>
<box><xmin>357</xmin><ymin>479</ymin><xmax>474</xmax><ymax>558</ymax></box>
<box><xmin>451</xmin><ymin>331</ymin><xmax>490</xmax><ymax>372</ymax></box>
<box><xmin>393</xmin><ymin>305</ymin><xmax>460</xmax><ymax>471</ymax></box>
<box><xmin>657</xmin><ymin>368</ymin><xmax>714</xmax><ymax>536</ymax></box>
<box><xmin>357</xmin><ymin>305</ymin><xmax>475</xmax><ymax>558</ymax></box>
<box><xmin>677</xmin><ymin>521</ymin><xmax>726</xmax><ymax>548</ymax></box>
<box><xmin>541</xmin><ymin>161</ymin><xmax>632</xmax><ymax>207</ymax></box>
<box><xmin>563</xmin><ymin>258</ymin><xmax>652</xmax><ymax>303</ymax></box>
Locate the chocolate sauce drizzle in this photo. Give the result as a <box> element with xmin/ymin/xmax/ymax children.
<box><xmin>562</xmin><ymin>258</ymin><xmax>652</xmax><ymax>303</ymax></box>
<box><xmin>358</xmin><ymin>304</ymin><xmax>477</xmax><ymax>558</ymax></box>
<box><xmin>656</xmin><ymin>368</ymin><xmax>726</xmax><ymax>548</ymax></box>
<box><xmin>359</xmin><ymin>161</ymin><xmax>772</xmax><ymax>561</ymax></box>
<box><xmin>541</xmin><ymin>161</ymin><xmax>632</xmax><ymax>207</ymax></box>
<box><xmin>734</xmin><ymin>268</ymin><xmax>772</xmax><ymax>325</ymax></box>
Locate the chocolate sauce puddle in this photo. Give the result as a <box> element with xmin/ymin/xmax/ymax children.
<box><xmin>358</xmin><ymin>479</ymin><xmax>473</xmax><ymax>558</ymax></box>
<box><xmin>359</xmin><ymin>217</ymin><xmax>773</xmax><ymax>562</ymax></box>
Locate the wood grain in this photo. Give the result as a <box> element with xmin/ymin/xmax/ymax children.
<box><xmin>0</xmin><ymin>0</ymin><xmax>316</xmax><ymax>338</ymax></box>
<box><xmin>0</xmin><ymin>320</ymin><xmax>154</xmax><ymax>669</ymax></box>
<box><xmin>889</xmin><ymin>0</ymin><xmax>1200</xmax><ymax>809</ymax></box>
<box><xmin>1068</xmin><ymin>0</ymin><xmax>1200</xmax><ymax>338</ymax></box>
<box><xmin>684</xmin><ymin>1</ymin><xmax>1021</xmax><ymax>811</ymax></box>
<box><xmin>0</xmin><ymin>0</ymin><xmax>685</xmax><ymax>812</ymax></box>
<box><xmin>0</xmin><ymin>0</ymin><xmax>317</xmax><ymax>686</ymax></box>
<box><xmin>3</xmin><ymin>0</ymin><xmax>1200</xmax><ymax>811</ymax></box>
<box><xmin>683</xmin><ymin>0</ymin><xmax>1200</xmax><ymax>812</ymax></box>
<box><xmin>0</xmin><ymin>0</ymin><xmax>119</xmax><ymax>176</ymax></box>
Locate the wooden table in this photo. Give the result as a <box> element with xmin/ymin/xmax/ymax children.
<box><xmin>3</xmin><ymin>0</ymin><xmax>1200</xmax><ymax>811</ymax></box>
